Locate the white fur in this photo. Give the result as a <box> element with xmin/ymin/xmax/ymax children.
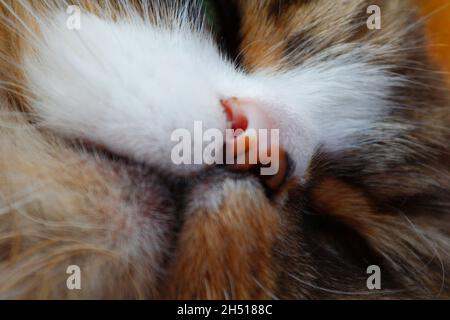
<box><xmin>24</xmin><ymin>11</ymin><xmax>400</xmax><ymax>179</ymax></box>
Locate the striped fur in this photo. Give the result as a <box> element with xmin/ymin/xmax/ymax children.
<box><xmin>0</xmin><ymin>0</ymin><xmax>448</xmax><ymax>299</ymax></box>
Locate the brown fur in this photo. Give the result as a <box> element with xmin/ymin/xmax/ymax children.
<box><xmin>165</xmin><ymin>179</ymin><xmax>280</xmax><ymax>300</ymax></box>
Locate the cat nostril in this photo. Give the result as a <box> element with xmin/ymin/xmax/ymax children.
<box><xmin>221</xmin><ymin>98</ymin><xmax>249</xmax><ymax>132</ymax></box>
<box><xmin>220</xmin><ymin>98</ymin><xmax>289</xmax><ymax>191</ymax></box>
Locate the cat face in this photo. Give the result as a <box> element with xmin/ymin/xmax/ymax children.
<box><xmin>0</xmin><ymin>0</ymin><xmax>449</xmax><ymax>299</ymax></box>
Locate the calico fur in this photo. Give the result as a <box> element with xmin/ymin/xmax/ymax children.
<box><xmin>0</xmin><ymin>0</ymin><xmax>448</xmax><ymax>299</ymax></box>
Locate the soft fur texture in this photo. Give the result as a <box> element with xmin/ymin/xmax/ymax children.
<box><xmin>0</xmin><ymin>0</ymin><xmax>449</xmax><ymax>299</ymax></box>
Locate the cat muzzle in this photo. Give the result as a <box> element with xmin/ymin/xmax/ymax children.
<box><xmin>221</xmin><ymin>98</ymin><xmax>289</xmax><ymax>190</ymax></box>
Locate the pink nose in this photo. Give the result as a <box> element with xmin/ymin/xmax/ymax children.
<box><xmin>221</xmin><ymin>98</ymin><xmax>288</xmax><ymax>190</ymax></box>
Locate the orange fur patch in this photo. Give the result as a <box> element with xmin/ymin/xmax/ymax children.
<box><xmin>164</xmin><ymin>180</ymin><xmax>280</xmax><ymax>299</ymax></box>
<box><xmin>419</xmin><ymin>0</ymin><xmax>450</xmax><ymax>80</ymax></box>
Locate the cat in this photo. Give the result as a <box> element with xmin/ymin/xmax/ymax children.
<box><xmin>0</xmin><ymin>0</ymin><xmax>449</xmax><ymax>299</ymax></box>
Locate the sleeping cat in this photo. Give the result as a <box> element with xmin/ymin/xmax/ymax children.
<box><xmin>0</xmin><ymin>0</ymin><xmax>449</xmax><ymax>299</ymax></box>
